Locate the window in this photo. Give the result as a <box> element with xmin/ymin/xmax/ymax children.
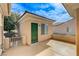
<box><xmin>41</xmin><ymin>24</ymin><xmax>48</xmax><ymax>35</ymax></box>
<box><xmin>45</xmin><ymin>24</ymin><xmax>48</xmax><ymax>34</ymax></box>
<box><xmin>67</xmin><ymin>27</ymin><xmax>69</xmax><ymax>32</ymax></box>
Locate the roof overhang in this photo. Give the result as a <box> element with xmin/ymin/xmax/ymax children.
<box><xmin>17</xmin><ymin>11</ymin><xmax>55</xmax><ymax>23</ymax></box>
<box><xmin>63</xmin><ymin>3</ymin><xmax>79</xmax><ymax>18</ymax></box>
<box><xmin>0</xmin><ymin>3</ymin><xmax>11</xmax><ymax>16</ymax></box>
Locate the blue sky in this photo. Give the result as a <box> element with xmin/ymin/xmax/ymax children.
<box><xmin>11</xmin><ymin>3</ymin><xmax>73</xmax><ymax>24</ymax></box>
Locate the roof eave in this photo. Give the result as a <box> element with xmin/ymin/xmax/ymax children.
<box><xmin>17</xmin><ymin>11</ymin><xmax>56</xmax><ymax>23</ymax></box>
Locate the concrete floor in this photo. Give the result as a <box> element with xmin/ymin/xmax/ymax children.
<box><xmin>2</xmin><ymin>40</ymin><xmax>49</xmax><ymax>56</ymax></box>
<box><xmin>37</xmin><ymin>40</ymin><xmax>76</xmax><ymax>56</ymax></box>
<box><xmin>2</xmin><ymin>39</ymin><xmax>76</xmax><ymax>56</ymax></box>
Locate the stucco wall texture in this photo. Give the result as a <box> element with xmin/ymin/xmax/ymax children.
<box><xmin>19</xmin><ymin>13</ymin><xmax>54</xmax><ymax>45</ymax></box>
<box><xmin>53</xmin><ymin>19</ymin><xmax>76</xmax><ymax>44</ymax></box>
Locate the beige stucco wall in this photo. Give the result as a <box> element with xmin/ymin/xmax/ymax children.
<box><xmin>53</xmin><ymin>19</ymin><xmax>76</xmax><ymax>35</ymax></box>
<box><xmin>0</xmin><ymin>5</ymin><xmax>4</xmax><ymax>47</ymax></box>
<box><xmin>19</xmin><ymin>13</ymin><xmax>53</xmax><ymax>45</ymax></box>
<box><xmin>0</xmin><ymin>4</ymin><xmax>10</xmax><ymax>50</ymax></box>
<box><xmin>0</xmin><ymin>4</ymin><xmax>10</xmax><ymax>16</ymax></box>
<box><xmin>0</xmin><ymin>13</ymin><xmax>2</xmax><ymax>47</ymax></box>
<box><xmin>53</xmin><ymin>19</ymin><xmax>76</xmax><ymax>44</ymax></box>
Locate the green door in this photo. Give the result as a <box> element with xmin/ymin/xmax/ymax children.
<box><xmin>31</xmin><ymin>23</ymin><xmax>38</xmax><ymax>44</ymax></box>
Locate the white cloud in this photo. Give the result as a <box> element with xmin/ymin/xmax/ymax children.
<box><xmin>11</xmin><ymin>3</ymin><xmax>73</xmax><ymax>24</ymax></box>
<box><xmin>34</xmin><ymin>3</ymin><xmax>72</xmax><ymax>23</ymax></box>
<box><xmin>38</xmin><ymin>4</ymin><xmax>50</xmax><ymax>9</ymax></box>
<box><xmin>34</xmin><ymin>8</ymin><xmax>72</xmax><ymax>23</ymax></box>
<box><xmin>11</xmin><ymin>4</ymin><xmax>25</xmax><ymax>15</ymax></box>
<box><xmin>50</xmin><ymin>3</ymin><xmax>67</xmax><ymax>14</ymax></box>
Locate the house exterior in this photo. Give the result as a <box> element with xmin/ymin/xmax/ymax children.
<box><xmin>53</xmin><ymin>19</ymin><xmax>76</xmax><ymax>44</ymax></box>
<box><xmin>18</xmin><ymin>11</ymin><xmax>54</xmax><ymax>45</ymax></box>
<box><xmin>53</xmin><ymin>19</ymin><xmax>76</xmax><ymax>35</ymax></box>
<box><xmin>0</xmin><ymin>3</ymin><xmax>10</xmax><ymax>54</ymax></box>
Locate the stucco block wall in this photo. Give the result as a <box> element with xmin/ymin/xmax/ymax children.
<box><xmin>0</xmin><ymin>4</ymin><xmax>10</xmax><ymax>55</ymax></box>
<box><xmin>53</xmin><ymin>19</ymin><xmax>76</xmax><ymax>35</ymax></box>
<box><xmin>19</xmin><ymin>13</ymin><xmax>53</xmax><ymax>45</ymax></box>
<box><xmin>53</xmin><ymin>19</ymin><xmax>76</xmax><ymax>44</ymax></box>
<box><xmin>0</xmin><ymin>13</ymin><xmax>2</xmax><ymax>46</ymax></box>
<box><xmin>19</xmin><ymin>17</ymin><xmax>31</xmax><ymax>45</ymax></box>
<box><xmin>0</xmin><ymin>4</ymin><xmax>10</xmax><ymax>16</ymax></box>
<box><xmin>0</xmin><ymin>27</ymin><xmax>2</xmax><ymax>46</ymax></box>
